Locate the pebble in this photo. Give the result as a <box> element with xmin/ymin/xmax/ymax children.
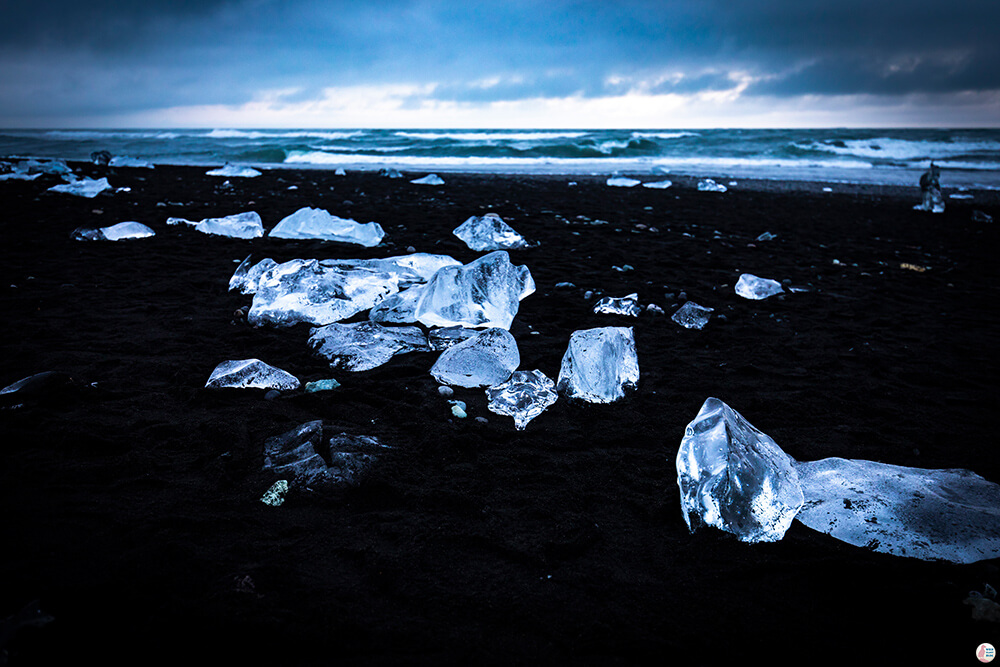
<box><xmin>438</xmin><ymin>386</ymin><xmax>454</xmax><ymax>398</ymax></box>
<box><xmin>264</xmin><ymin>390</ymin><xmax>281</xmax><ymax>400</ymax></box>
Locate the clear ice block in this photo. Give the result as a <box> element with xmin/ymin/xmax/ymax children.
<box><xmin>697</xmin><ymin>179</ymin><xmax>727</xmax><ymax>193</ymax></box>
<box><xmin>205</xmin><ymin>359</ymin><xmax>300</xmax><ymax>390</ymax></box>
<box><xmin>308</xmin><ymin>321</ymin><xmax>429</xmax><ymax>371</ymax></box>
<box><xmin>269</xmin><ymin>207</ymin><xmax>385</xmax><ymax>247</ymax></box>
<box><xmin>430</xmin><ymin>327</ymin><xmax>520</xmax><ymax>388</ymax></box>
<box><xmin>671</xmin><ymin>302</ymin><xmax>714</xmax><ymax>330</ymax></box>
<box><xmin>453</xmin><ymin>213</ymin><xmax>529</xmax><ymax>251</ymax></box>
<box><xmin>593</xmin><ymin>293</ymin><xmax>643</xmax><ymax>317</ymax></box>
<box><xmin>411</xmin><ymin>174</ymin><xmax>445</xmax><ymax>185</ymax></box>
<box><xmin>734</xmin><ymin>273</ymin><xmax>784</xmax><ymax>300</ymax></box>
<box><xmin>556</xmin><ymin>326</ymin><xmax>639</xmax><ymax>403</ymax></box>
<box><xmin>486</xmin><ymin>369</ymin><xmax>558</xmax><ymax>430</ymax></box>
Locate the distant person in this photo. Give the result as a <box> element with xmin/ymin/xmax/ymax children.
<box><xmin>915</xmin><ymin>161</ymin><xmax>945</xmax><ymax>213</ymax></box>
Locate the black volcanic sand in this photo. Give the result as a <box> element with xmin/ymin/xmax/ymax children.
<box><xmin>1</xmin><ymin>163</ymin><xmax>999</xmax><ymax>665</ymax></box>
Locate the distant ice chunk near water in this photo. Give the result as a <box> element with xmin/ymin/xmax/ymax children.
<box><xmin>486</xmin><ymin>369</ymin><xmax>558</xmax><ymax>430</ymax></box>
<box><xmin>735</xmin><ymin>273</ymin><xmax>784</xmax><ymax>300</ymax></box>
<box><xmin>308</xmin><ymin>321</ymin><xmax>429</xmax><ymax>372</ymax></box>
<box><xmin>169</xmin><ymin>211</ymin><xmax>264</xmax><ymax>239</ymax></box>
<box><xmin>72</xmin><ymin>221</ymin><xmax>155</xmax><ymax>241</ymax></box>
<box><xmin>671</xmin><ymin>302</ymin><xmax>714</xmax><ymax>329</ymax></box>
<box><xmin>430</xmin><ymin>327</ymin><xmax>520</xmax><ymax>388</ymax></box>
<box><xmin>205</xmin><ymin>358</ymin><xmax>300</xmax><ymax>390</ymax></box>
<box><xmin>557</xmin><ymin>326</ymin><xmax>639</xmax><ymax>403</ymax></box>
<box><xmin>676</xmin><ymin>398</ymin><xmax>804</xmax><ymax>543</ymax></box>
<box><xmin>794</xmin><ymin>458</ymin><xmax>1000</xmax><ymax>563</ymax></box>
<box><xmin>379</xmin><ymin>168</ymin><xmax>404</xmax><ymax>178</ymax></box>
<box><xmin>411</xmin><ymin>173</ymin><xmax>445</xmax><ymax>185</ymax></box>
<box><xmin>697</xmin><ymin>179</ymin><xmax>728</xmax><ymax>193</ymax></box>
<box><xmin>269</xmin><ymin>207</ymin><xmax>385</xmax><ymax>247</ymax></box>
<box><xmin>642</xmin><ymin>180</ymin><xmax>673</xmax><ymax>189</ymax></box>
<box><xmin>594</xmin><ymin>293</ymin><xmax>643</xmax><ymax>317</ymax></box>
<box><xmin>110</xmin><ymin>156</ymin><xmax>154</xmax><ymax>168</ymax></box>
<box><xmin>607</xmin><ymin>176</ymin><xmax>641</xmax><ymax>187</ymax></box>
<box><xmin>453</xmin><ymin>213</ymin><xmax>529</xmax><ymax>251</ymax></box>
<box><xmin>206</xmin><ymin>164</ymin><xmax>261</xmax><ymax>177</ymax></box>
<box><xmin>415</xmin><ymin>251</ymin><xmax>535</xmax><ymax>330</ymax></box>
<box><xmin>48</xmin><ymin>177</ymin><xmax>112</xmax><ymax>198</ymax></box>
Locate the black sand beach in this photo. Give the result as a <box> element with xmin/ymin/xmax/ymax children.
<box><xmin>1</xmin><ymin>163</ymin><xmax>999</xmax><ymax>664</ymax></box>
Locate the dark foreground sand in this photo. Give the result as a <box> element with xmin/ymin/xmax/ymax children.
<box><xmin>1</xmin><ymin>163</ymin><xmax>999</xmax><ymax>665</ymax></box>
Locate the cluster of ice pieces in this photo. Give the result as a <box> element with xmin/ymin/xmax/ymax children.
<box><xmin>72</xmin><ymin>221</ymin><xmax>155</xmax><ymax>242</ymax></box>
<box><xmin>263</xmin><ymin>421</ymin><xmax>387</xmax><ymax>489</ymax></box>
<box><xmin>676</xmin><ymin>397</ymin><xmax>1000</xmax><ymax>562</ymax></box>
<box><xmin>453</xmin><ymin>213</ymin><xmax>529</xmax><ymax>251</ymax></box>
<box><xmin>1</xmin><ymin>159</ymin><xmax>72</xmax><ymax>181</ymax></box>
<box><xmin>269</xmin><ymin>207</ymin><xmax>385</xmax><ymax>246</ymax></box>
<box><xmin>735</xmin><ymin>274</ymin><xmax>784</xmax><ymax>300</ymax></box>
<box><xmin>697</xmin><ymin>179</ymin><xmax>728</xmax><ymax>193</ymax></box>
<box><xmin>594</xmin><ymin>293</ymin><xmax>642</xmax><ymax>317</ymax></box>
<box><xmin>168</xmin><ymin>212</ymin><xmax>264</xmax><ymax>239</ymax></box>
<box><xmin>205</xmin><ymin>359</ymin><xmax>300</xmax><ymax>390</ymax></box>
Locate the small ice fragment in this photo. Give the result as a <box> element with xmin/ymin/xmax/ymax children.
<box><xmin>642</xmin><ymin>180</ymin><xmax>673</xmax><ymax>189</ymax></box>
<box><xmin>486</xmin><ymin>369</ymin><xmax>558</xmax><ymax>430</ymax></box>
<box><xmin>607</xmin><ymin>177</ymin><xmax>641</xmax><ymax>187</ymax></box>
<box><xmin>308</xmin><ymin>321</ymin><xmax>429</xmax><ymax>372</ymax></box>
<box><xmin>430</xmin><ymin>328</ymin><xmax>519</xmax><ymax>388</ymax></box>
<box><xmin>261</xmin><ymin>480</ymin><xmax>289</xmax><ymax>506</ymax></box>
<box><xmin>304</xmin><ymin>379</ymin><xmax>340</xmax><ymax>393</ymax></box>
<box><xmin>557</xmin><ymin>326</ymin><xmax>638</xmax><ymax>403</ymax></box>
<box><xmin>972</xmin><ymin>210</ymin><xmax>993</xmax><ymax>223</ymax></box>
<box><xmin>676</xmin><ymin>398</ymin><xmax>804</xmax><ymax>543</ymax></box>
<box><xmin>949</xmin><ymin>193</ymin><xmax>974</xmax><ymax>200</ymax></box>
<box><xmin>728</xmin><ymin>181</ymin><xmax>738</xmax><ymax>186</ymax></box>
<box><xmin>756</xmin><ymin>231</ymin><xmax>777</xmax><ymax>242</ymax></box>
<box><xmin>48</xmin><ymin>177</ymin><xmax>112</xmax><ymax>198</ymax></box>
<box><xmin>411</xmin><ymin>174</ymin><xmax>445</xmax><ymax>185</ymax></box>
<box><xmin>593</xmin><ymin>293</ymin><xmax>643</xmax><ymax>317</ymax></box>
<box><xmin>206</xmin><ymin>164</ymin><xmax>261</xmax><ymax>177</ymax></box>
<box><xmin>72</xmin><ymin>221</ymin><xmax>155</xmax><ymax>241</ymax></box>
<box><xmin>735</xmin><ymin>274</ymin><xmax>784</xmax><ymax>300</ymax></box>
<box><xmin>822</xmin><ymin>187</ymin><xmax>833</xmax><ymax>192</ymax></box>
<box><xmin>672</xmin><ymin>302</ymin><xmax>714</xmax><ymax>329</ymax></box>
<box><xmin>453</xmin><ymin>213</ymin><xmax>529</xmax><ymax>251</ymax></box>
<box><xmin>206</xmin><ymin>359</ymin><xmax>300</xmax><ymax>390</ymax></box>
<box><xmin>697</xmin><ymin>179</ymin><xmax>727</xmax><ymax>193</ymax></box>
<box><xmin>378</xmin><ymin>168</ymin><xmax>404</xmax><ymax>178</ymax></box>
<box><xmin>335</xmin><ymin>168</ymin><xmax>347</xmax><ymax>176</ymax></box>
<box><xmin>611</xmin><ymin>264</ymin><xmax>634</xmax><ymax>273</ymax></box>
<box><xmin>269</xmin><ymin>207</ymin><xmax>385</xmax><ymax>247</ymax></box>
<box><xmin>438</xmin><ymin>385</ymin><xmax>454</xmax><ymax>398</ymax></box>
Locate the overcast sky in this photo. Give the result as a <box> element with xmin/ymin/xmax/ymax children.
<box><xmin>1</xmin><ymin>0</ymin><xmax>997</xmax><ymax>128</ymax></box>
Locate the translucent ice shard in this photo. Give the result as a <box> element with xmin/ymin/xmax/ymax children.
<box><xmin>557</xmin><ymin>326</ymin><xmax>639</xmax><ymax>403</ymax></box>
<box><xmin>735</xmin><ymin>273</ymin><xmax>784</xmax><ymax>300</ymax></box>
<box><xmin>321</xmin><ymin>253</ymin><xmax>460</xmax><ymax>285</ymax></box>
<box><xmin>229</xmin><ymin>256</ymin><xmax>278</xmax><ymax>294</ymax></box>
<box><xmin>676</xmin><ymin>398</ymin><xmax>804</xmax><ymax>543</ymax></box>
<box><xmin>453</xmin><ymin>213</ymin><xmax>529</xmax><ymax>252</ymax></box>
<box><xmin>110</xmin><ymin>156</ymin><xmax>154</xmax><ymax>168</ymax></box>
<box><xmin>269</xmin><ymin>207</ymin><xmax>385</xmax><ymax>247</ymax></box>
<box><xmin>486</xmin><ymin>369</ymin><xmax>558</xmax><ymax>430</ymax></box>
<box><xmin>72</xmin><ymin>221</ymin><xmax>155</xmax><ymax>241</ymax></box>
<box><xmin>794</xmin><ymin>458</ymin><xmax>1000</xmax><ymax>563</ymax></box>
<box><xmin>607</xmin><ymin>176</ymin><xmax>641</xmax><ymax>187</ymax></box>
<box><xmin>206</xmin><ymin>164</ymin><xmax>261</xmax><ymax>177</ymax></box>
<box><xmin>430</xmin><ymin>327</ymin><xmax>520</xmax><ymax>388</ymax></box>
<box><xmin>697</xmin><ymin>179</ymin><xmax>728</xmax><ymax>193</ymax></box>
<box><xmin>642</xmin><ymin>180</ymin><xmax>673</xmax><ymax>189</ymax></box>
<box><xmin>671</xmin><ymin>302</ymin><xmax>714</xmax><ymax>330</ymax></box>
<box><xmin>368</xmin><ymin>284</ymin><xmax>426</xmax><ymax>324</ymax></box>
<box><xmin>170</xmin><ymin>212</ymin><xmax>264</xmax><ymax>239</ymax></box>
<box><xmin>415</xmin><ymin>251</ymin><xmax>535</xmax><ymax>330</ymax></box>
<box><xmin>48</xmin><ymin>177</ymin><xmax>112</xmax><ymax>198</ymax></box>
<box><xmin>427</xmin><ymin>326</ymin><xmax>478</xmax><ymax>351</ymax></box>
<box><xmin>308</xmin><ymin>321</ymin><xmax>429</xmax><ymax>371</ymax></box>
<box><xmin>594</xmin><ymin>293</ymin><xmax>642</xmax><ymax>317</ymax></box>
<box><xmin>205</xmin><ymin>359</ymin><xmax>300</xmax><ymax>390</ymax></box>
<box><xmin>411</xmin><ymin>174</ymin><xmax>445</xmax><ymax>185</ymax></box>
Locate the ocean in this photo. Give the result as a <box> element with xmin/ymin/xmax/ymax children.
<box><xmin>2</xmin><ymin>128</ymin><xmax>999</xmax><ymax>188</ymax></box>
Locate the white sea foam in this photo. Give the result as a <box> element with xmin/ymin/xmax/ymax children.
<box><xmin>392</xmin><ymin>131</ymin><xmax>589</xmax><ymax>142</ymax></box>
<box><xmin>798</xmin><ymin>137</ymin><xmax>1000</xmax><ymax>161</ymax></box>
<box><xmin>630</xmin><ymin>131</ymin><xmax>700</xmax><ymax>140</ymax></box>
<box><xmin>207</xmin><ymin>129</ymin><xmax>365</xmax><ymax>140</ymax></box>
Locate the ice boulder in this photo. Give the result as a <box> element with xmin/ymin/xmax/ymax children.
<box><xmin>169</xmin><ymin>212</ymin><xmax>264</xmax><ymax>239</ymax></box>
<box><xmin>607</xmin><ymin>176</ymin><xmax>641</xmax><ymax>187</ymax></box>
<box><xmin>594</xmin><ymin>293</ymin><xmax>642</xmax><ymax>317</ymax></box>
<box><xmin>676</xmin><ymin>398</ymin><xmax>804</xmax><ymax>543</ymax></box>
<box><xmin>697</xmin><ymin>179</ymin><xmax>727</xmax><ymax>193</ymax></box>
<box><xmin>48</xmin><ymin>177</ymin><xmax>112</xmax><ymax>198</ymax></box>
<box><xmin>794</xmin><ymin>458</ymin><xmax>1000</xmax><ymax>563</ymax></box>
<box><xmin>411</xmin><ymin>174</ymin><xmax>445</xmax><ymax>185</ymax></box>
<box><xmin>735</xmin><ymin>274</ymin><xmax>784</xmax><ymax>300</ymax></box>
<box><xmin>415</xmin><ymin>251</ymin><xmax>535</xmax><ymax>330</ymax></box>
<box><xmin>206</xmin><ymin>164</ymin><xmax>261</xmax><ymax>177</ymax></box>
<box><xmin>269</xmin><ymin>207</ymin><xmax>385</xmax><ymax>247</ymax></box>
<box><xmin>486</xmin><ymin>369</ymin><xmax>558</xmax><ymax>430</ymax></box>
<box><xmin>453</xmin><ymin>213</ymin><xmax>529</xmax><ymax>252</ymax></box>
<box><xmin>72</xmin><ymin>221</ymin><xmax>155</xmax><ymax>242</ymax></box>
<box><xmin>308</xmin><ymin>321</ymin><xmax>429</xmax><ymax>372</ymax></box>
<box><xmin>430</xmin><ymin>327</ymin><xmax>519</xmax><ymax>388</ymax></box>
<box><xmin>671</xmin><ymin>302</ymin><xmax>714</xmax><ymax>330</ymax></box>
<box><xmin>205</xmin><ymin>359</ymin><xmax>300</xmax><ymax>390</ymax></box>
<box><xmin>557</xmin><ymin>326</ymin><xmax>638</xmax><ymax>403</ymax></box>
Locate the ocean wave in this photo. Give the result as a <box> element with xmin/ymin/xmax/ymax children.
<box><xmin>630</xmin><ymin>131</ymin><xmax>700</xmax><ymax>140</ymax></box>
<box><xmin>392</xmin><ymin>131</ymin><xmax>590</xmax><ymax>142</ymax></box>
<box><xmin>796</xmin><ymin>137</ymin><xmax>1000</xmax><ymax>161</ymax></box>
<box><xmin>41</xmin><ymin>130</ymin><xmax>182</xmax><ymax>140</ymax></box>
<box><xmin>207</xmin><ymin>129</ymin><xmax>365</xmax><ymax>140</ymax></box>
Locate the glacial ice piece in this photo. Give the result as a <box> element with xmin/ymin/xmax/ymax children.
<box><xmin>110</xmin><ymin>156</ymin><xmax>154</xmax><ymax>168</ymax></box>
<box><xmin>321</xmin><ymin>253</ymin><xmax>460</xmax><ymax>285</ymax></box>
<box><xmin>593</xmin><ymin>293</ymin><xmax>643</xmax><ymax>317</ymax></box>
<box><xmin>430</xmin><ymin>327</ymin><xmax>519</xmax><ymax>388</ymax></box>
<box><xmin>453</xmin><ymin>213</ymin><xmax>529</xmax><ymax>252</ymax></box>
<box><xmin>169</xmin><ymin>212</ymin><xmax>264</xmax><ymax>239</ymax></box>
<box><xmin>914</xmin><ymin>162</ymin><xmax>945</xmax><ymax>213</ymax></box>
<box><xmin>247</xmin><ymin>259</ymin><xmax>400</xmax><ymax>327</ymax></box>
<box><xmin>20</xmin><ymin>159</ymin><xmax>73</xmax><ymax>177</ymax></box>
<box><xmin>557</xmin><ymin>326</ymin><xmax>639</xmax><ymax>403</ymax></box>
<box><xmin>697</xmin><ymin>179</ymin><xmax>727</xmax><ymax>193</ymax></box>
<box><xmin>368</xmin><ymin>284</ymin><xmax>426</xmax><ymax>323</ymax></box>
<box><xmin>486</xmin><ymin>369</ymin><xmax>558</xmax><ymax>430</ymax></box>
<box><xmin>794</xmin><ymin>458</ymin><xmax>1000</xmax><ymax>563</ymax></box>
<box><xmin>411</xmin><ymin>174</ymin><xmax>444</xmax><ymax>185</ymax></box>
<box><xmin>48</xmin><ymin>177</ymin><xmax>112</xmax><ymax>198</ymax></box>
<box><xmin>676</xmin><ymin>398</ymin><xmax>804</xmax><ymax>543</ymax></box>
<box><xmin>415</xmin><ymin>251</ymin><xmax>535</xmax><ymax>330</ymax></box>
<box><xmin>428</xmin><ymin>325</ymin><xmax>478</xmax><ymax>351</ymax></box>
<box><xmin>229</xmin><ymin>256</ymin><xmax>278</xmax><ymax>294</ymax></box>
<box><xmin>735</xmin><ymin>273</ymin><xmax>784</xmax><ymax>300</ymax></box>
<box><xmin>206</xmin><ymin>164</ymin><xmax>261</xmax><ymax>177</ymax></box>
<box><xmin>642</xmin><ymin>180</ymin><xmax>673</xmax><ymax>189</ymax></box>
<box><xmin>973</xmin><ymin>210</ymin><xmax>994</xmax><ymax>224</ymax></box>
<box><xmin>672</xmin><ymin>302</ymin><xmax>714</xmax><ymax>330</ymax></box>
<box><xmin>308</xmin><ymin>321</ymin><xmax>429</xmax><ymax>371</ymax></box>
<box><xmin>269</xmin><ymin>207</ymin><xmax>385</xmax><ymax>247</ymax></box>
<box><xmin>72</xmin><ymin>221</ymin><xmax>155</xmax><ymax>242</ymax></box>
<box><xmin>607</xmin><ymin>176</ymin><xmax>641</xmax><ymax>187</ymax></box>
<box><xmin>262</xmin><ymin>422</ymin><xmax>386</xmax><ymax>488</ymax></box>
<box><xmin>205</xmin><ymin>359</ymin><xmax>300</xmax><ymax>390</ymax></box>
<box><xmin>379</xmin><ymin>168</ymin><xmax>404</xmax><ymax>178</ymax></box>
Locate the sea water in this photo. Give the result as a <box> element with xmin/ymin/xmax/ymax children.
<box><xmin>2</xmin><ymin>128</ymin><xmax>999</xmax><ymax>188</ymax></box>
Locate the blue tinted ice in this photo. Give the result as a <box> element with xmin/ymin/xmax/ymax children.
<box><xmin>48</xmin><ymin>177</ymin><xmax>112</xmax><ymax>198</ymax></box>
<box><xmin>607</xmin><ymin>176</ymin><xmax>641</xmax><ymax>187</ymax></box>
<box><xmin>594</xmin><ymin>293</ymin><xmax>643</xmax><ymax>317</ymax></box>
<box><xmin>671</xmin><ymin>302</ymin><xmax>714</xmax><ymax>330</ymax></box>
<box><xmin>229</xmin><ymin>256</ymin><xmax>278</xmax><ymax>294</ymax></box>
<box><xmin>263</xmin><ymin>421</ymin><xmax>387</xmax><ymax>488</ymax></box>
<box><xmin>269</xmin><ymin>207</ymin><xmax>385</xmax><ymax>247</ymax></box>
<box><xmin>453</xmin><ymin>213</ymin><xmax>529</xmax><ymax>251</ymax></box>
<box><xmin>308</xmin><ymin>321</ymin><xmax>429</xmax><ymax>371</ymax></box>
<box><xmin>697</xmin><ymin>179</ymin><xmax>727</xmax><ymax>192</ymax></box>
<box><xmin>642</xmin><ymin>180</ymin><xmax>673</xmax><ymax>189</ymax></box>
<box><xmin>556</xmin><ymin>326</ymin><xmax>638</xmax><ymax>403</ymax></box>
<box><xmin>411</xmin><ymin>174</ymin><xmax>445</xmax><ymax>185</ymax></box>
<box><xmin>735</xmin><ymin>273</ymin><xmax>784</xmax><ymax>300</ymax></box>
<box><xmin>206</xmin><ymin>164</ymin><xmax>261</xmax><ymax>177</ymax></box>
<box><xmin>486</xmin><ymin>369</ymin><xmax>558</xmax><ymax>430</ymax></box>
<box><xmin>205</xmin><ymin>358</ymin><xmax>300</xmax><ymax>390</ymax></box>
<box><xmin>171</xmin><ymin>211</ymin><xmax>263</xmax><ymax>239</ymax></box>
<box><xmin>430</xmin><ymin>327</ymin><xmax>520</xmax><ymax>388</ymax></box>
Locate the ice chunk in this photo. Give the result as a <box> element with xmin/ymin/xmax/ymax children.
<box><xmin>415</xmin><ymin>251</ymin><xmax>535</xmax><ymax>330</ymax></box>
<box><xmin>557</xmin><ymin>326</ymin><xmax>639</xmax><ymax>403</ymax></box>
<box><xmin>205</xmin><ymin>359</ymin><xmax>300</xmax><ymax>390</ymax></box>
<box><xmin>607</xmin><ymin>176</ymin><xmax>641</xmax><ymax>187</ymax></box>
<box><xmin>756</xmin><ymin>231</ymin><xmax>777</xmax><ymax>242</ymax></box>
<box><xmin>20</xmin><ymin>159</ymin><xmax>73</xmax><ymax>177</ymax></box>
<box><xmin>671</xmin><ymin>302</ymin><xmax>714</xmax><ymax>330</ymax></box>
<box><xmin>262</xmin><ymin>422</ymin><xmax>386</xmax><ymax>488</ymax></box>
<box><xmin>48</xmin><ymin>177</ymin><xmax>112</xmax><ymax>198</ymax></box>
<box><xmin>594</xmin><ymin>293</ymin><xmax>642</xmax><ymax>317</ymax></box>
<box><xmin>697</xmin><ymin>179</ymin><xmax>727</xmax><ymax>193</ymax></box>
<box><xmin>676</xmin><ymin>398</ymin><xmax>804</xmax><ymax>543</ymax></box>
<box><xmin>110</xmin><ymin>156</ymin><xmax>154</xmax><ymax>168</ymax></box>
<box><xmin>486</xmin><ymin>369</ymin><xmax>558</xmax><ymax>430</ymax></box>
<box><xmin>248</xmin><ymin>259</ymin><xmax>399</xmax><ymax>328</ymax></box>
<box><xmin>379</xmin><ymin>168</ymin><xmax>404</xmax><ymax>178</ymax></box>
<box><xmin>368</xmin><ymin>284</ymin><xmax>426</xmax><ymax>323</ymax></box>
<box><xmin>453</xmin><ymin>213</ymin><xmax>529</xmax><ymax>252</ymax></box>
<box><xmin>914</xmin><ymin>162</ymin><xmax>945</xmax><ymax>213</ymax></box>
<box><xmin>794</xmin><ymin>458</ymin><xmax>1000</xmax><ymax>563</ymax></box>
<box><xmin>172</xmin><ymin>212</ymin><xmax>263</xmax><ymax>239</ymax></box>
<box><xmin>334</xmin><ymin>168</ymin><xmax>347</xmax><ymax>176</ymax></box>
<box><xmin>269</xmin><ymin>207</ymin><xmax>385</xmax><ymax>247</ymax></box>
<box><xmin>72</xmin><ymin>221</ymin><xmax>155</xmax><ymax>242</ymax></box>
<box><xmin>321</xmin><ymin>253</ymin><xmax>460</xmax><ymax>285</ymax></box>
<box><xmin>642</xmin><ymin>180</ymin><xmax>673</xmax><ymax>189</ymax></box>
<box><xmin>430</xmin><ymin>327</ymin><xmax>520</xmax><ymax>388</ymax></box>
<box><xmin>206</xmin><ymin>164</ymin><xmax>261</xmax><ymax>177</ymax></box>
<box><xmin>304</xmin><ymin>379</ymin><xmax>340</xmax><ymax>392</ymax></box>
<box><xmin>308</xmin><ymin>321</ymin><xmax>429</xmax><ymax>372</ymax></box>
<box><xmin>411</xmin><ymin>173</ymin><xmax>444</xmax><ymax>185</ymax></box>
<box><xmin>428</xmin><ymin>325</ymin><xmax>478</xmax><ymax>351</ymax></box>
<box><xmin>229</xmin><ymin>256</ymin><xmax>278</xmax><ymax>294</ymax></box>
<box><xmin>735</xmin><ymin>273</ymin><xmax>784</xmax><ymax>300</ymax></box>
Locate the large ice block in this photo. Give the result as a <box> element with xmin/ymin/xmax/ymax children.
<box><xmin>486</xmin><ymin>369</ymin><xmax>558</xmax><ymax>430</ymax></box>
<box><xmin>308</xmin><ymin>321</ymin><xmax>429</xmax><ymax>371</ymax></box>
<box><xmin>794</xmin><ymin>457</ymin><xmax>1000</xmax><ymax>563</ymax></box>
<box><xmin>269</xmin><ymin>207</ymin><xmax>385</xmax><ymax>247</ymax></box>
<box><xmin>676</xmin><ymin>398</ymin><xmax>804</xmax><ymax>543</ymax></box>
<box><xmin>735</xmin><ymin>274</ymin><xmax>784</xmax><ymax>300</ymax></box>
<box><xmin>321</xmin><ymin>253</ymin><xmax>460</xmax><ymax>286</ymax></box>
<box><xmin>607</xmin><ymin>176</ymin><xmax>641</xmax><ymax>187</ymax></box>
<box><xmin>453</xmin><ymin>213</ymin><xmax>529</xmax><ymax>252</ymax></box>
<box><xmin>72</xmin><ymin>221</ymin><xmax>155</xmax><ymax>241</ymax></box>
<box><xmin>430</xmin><ymin>327</ymin><xmax>519</xmax><ymax>388</ymax></box>
<box><xmin>205</xmin><ymin>359</ymin><xmax>300</xmax><ymax>390</ymax></box>
<box><xmin>671</xmin><ymin>302</ymin><xmax>714</xmax><ymax>330</ymax></box>
<box><xmin>48</xmin><ymin>177</ymin><xmax>112</xmax><ymax>198</ymax></box>
<box><xmin>593</xmin><ymin>293</ymin><xmax>642</xmax><ymax>317</ymax></box>
<box><xmin>415</xmin><ymin>251</ymin><xmax>535</xmax><ymax>330</ymax></box>
<box><xmin>556</xmin><ymin>326</ymin><xmax>639</xmax><ymax>403</ymax></box>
